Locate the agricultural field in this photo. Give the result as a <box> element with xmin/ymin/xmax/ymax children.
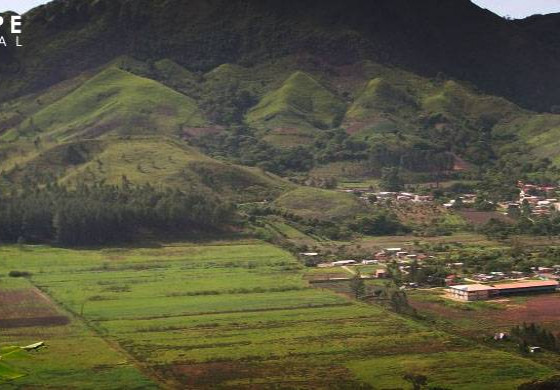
<box><xmin>0</xmin><ymin>277</ymin><xmax>157</xmax><ymax>389</ymax></box>
<box><xmin>275</xmin><ymin>187</ymin><xmax>368</xmax><ymax>221</ymax></box>
<box><xmin>0</xmin><ymin>241</ymin><xmax>558</xmax><ymax>389</ymax></box>
<box><xmin>262</xmin><ymin>217</ymin><xmax>317</xmax><ymax>243</ymax></box>
<box><xmin>456</xmin><ymin>211</ymin><xmax>514</xmax><ymax>226</ymax></box>
<box><xmin>410</xmin><ymin>289</ymin><xmax>560</xmax><ymax>338</ymax></box>
<box><xmin>391</xmin><ymin>203</ymin><xmax>467</xmax><ymax>230</ymax></box>
<box><xmin>325</xmin><ymin>233</ymin><xmax>501</xmax><ymax>255</ymax></box>
<box><xmin>409</xmin><ymin>289</ymin><xmax>560</xmax><ymax>370</ymax></box>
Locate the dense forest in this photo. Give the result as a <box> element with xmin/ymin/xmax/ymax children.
<box><xmin>4</xmin><ymin>0</ymin><xmax>560</xmax><ymax>111</ymax></box>
<box><xmin>0</xmin><ymin>182</ymin><xmax>234</xmax><ymax>246</ymax></box>
<box><xmin>194</xmin><ymin>128</ymin><xmax>455</xmax><ymax>176</ymax></box>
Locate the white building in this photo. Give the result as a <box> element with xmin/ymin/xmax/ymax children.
<box><xmin>447</xmin><ymin>284</ymin><xmax>497</xmax><ymax>301</ymax></box>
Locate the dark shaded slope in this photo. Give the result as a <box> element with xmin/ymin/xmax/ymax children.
<box><xmin>515</xmin><ymin>13</ymin><xmax>560</xmax><ymax>50</ymax></box>
<box><xmin>1</xmin><ymin>0</ymin><xmax>560</xmax><ymax>111</ymax></box>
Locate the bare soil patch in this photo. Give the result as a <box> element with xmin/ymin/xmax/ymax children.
<box><xmin>452</xmin><ymin>155</ymin><xmax>471</xmax><ymax>171</ymax></box>
<box><xmin>167</xmin><ymin>360</ymin><xmax>360</xmax><ymax>389</ymax></box>
<box><xmin>0</xmin><ymin>316</ymin><xmax>70</xmax><ymax>328</ymax></box>
<box><xmin>0</xmin><ymin>288</ymin><xmax>69</xmax><ymax>328</ymax></box>
<box><xmin>457</xmin><ymin>211</ymin><xmax>514</xmax><ymax>226</ymax></box>
<box><xmin>168</xmin><ymin>361</ymin><xmax>253</xmax><ymax>388</ymax></box>
<box><xmin>497</xmin><ymin>295</ymin><xmax>560</xmax><ymax>325</ymax></box>
<box><xmin>182</xmin><ymin>125</ymin><xmax>224</xmax><ymax>138</ymax></box>
<box><xmin>412</xmin><ymin>293</ymin><xmax>560</xmax><ymax>336</ymax></box>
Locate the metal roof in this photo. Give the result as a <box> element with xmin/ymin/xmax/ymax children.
<box><xmin>492</xmin><ymin>280</ymin><xmax>559</xmax><ymax>290</ymax></box>
<box><xmin>449</xmin><ymin>284</ymin><xmax>496</xmax><ymax>292</ymax></box>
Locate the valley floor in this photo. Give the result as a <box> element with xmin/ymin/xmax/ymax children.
<box><xmin>0</xmin><ymin>240</ymin><xmax>557</xmax><ymax>389</ymax></box>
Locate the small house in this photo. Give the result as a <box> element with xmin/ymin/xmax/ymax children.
<box><xmin>375</xmin><ymin>269</ymin><xmax>388</xmax><ymax>279</ymax></box>
<box><xmin>332</xmin><ymin>260</ymin><xmax>357</xmax><ymax>267</ymax></box>
<box><xmin>362</xmin><ymin>260</ymin><xmax>379</xmax><ymax>265</ymax></box>
<box><xmin>301</xmin><ymin>252</ymin><xmax>319</xmax><ymax>256</ymax></box>
<box><xmin>493</xmin><ymin>333</ymin><xmax>508</xmax><ymax>341</ymax></box>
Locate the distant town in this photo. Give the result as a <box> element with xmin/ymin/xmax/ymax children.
<box><xmin>339</xmin><ymin>180</ymin><xmax>560</xmax><ymax>217</ymax></box>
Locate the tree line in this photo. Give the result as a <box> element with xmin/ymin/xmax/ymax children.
<box><xmin>0</xmin><ymin>182</ymin><xmax>234</xmax><ymax>246</ymax></box>
<box><xmin>481</xmin><ymin>215</ymin><xmax>560</xmax><ymax>241</ymax></box>
<box><xmin>511</xmin><ymin>323</ymin><xmax>560</xmax><ymax>355</ymax></box>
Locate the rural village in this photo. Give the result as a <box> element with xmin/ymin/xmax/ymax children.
<box><xmin>304</xmin><ymin>180</ymin><xmax>560</xmax><ymax>297</ymax></box>
<box><xmin>341</xmin><ymin>181</ymin><xmax>560</xmax><ymax>217</ymax></box>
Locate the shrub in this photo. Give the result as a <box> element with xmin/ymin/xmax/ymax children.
<box><xmin>8</xmin><ymin>270</ymin><xmax>32</xmax><ymax>278</ymax></box>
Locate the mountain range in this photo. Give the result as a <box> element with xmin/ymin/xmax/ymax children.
<box><xmin>1</xmin><ymin>0</ymin><xmax>560</xmax><ymax>202</ymax></box>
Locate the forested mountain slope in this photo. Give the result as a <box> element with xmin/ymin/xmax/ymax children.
<box><xmin>2</xmin><ymin>0</ymin><xmax>560</xmax><ymax>112</ymax></box>
<box><xmin>1</xmin><ymin>0</ymin><xmax>560</xmax><ymax>196</ymax></box>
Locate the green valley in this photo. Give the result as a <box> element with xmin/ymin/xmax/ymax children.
<box><xmin>0</xmin><ymin>241</ymin><xmax>556</xmax><ymax>389</ymax></box>
<box><xmin>2</xmin><ymin>0</ymin><xmax>560</xmax><ymax>388</ymax></box>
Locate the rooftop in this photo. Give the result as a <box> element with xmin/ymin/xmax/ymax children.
<box><xmin>492</xmin><ymin>280</ymin><xmax>559</xmax><ymax>290</ymax></box>
<box><xmin>449</xmin><ymin>284</ymin><xmax>496</xmax><ymax>292</ymax></box>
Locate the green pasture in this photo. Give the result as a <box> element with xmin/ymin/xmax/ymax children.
<box><xmin>0</xmin><ymin>278</ymin><xmax>156</xmax><ymax>390</ymax></box>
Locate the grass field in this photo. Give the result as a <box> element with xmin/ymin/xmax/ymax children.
<box><xmin>0</xmin><ymin>277</ymin><xmax>157</xmax><ymax>390</ymax></box>
<box><xmin>0</xmin><ymin>241</ymin><xmax>557</xmax><ymax>389</ymax></box>
<box><xmin>275</xmin><ymin>187</ymin><xmax>368</xmax><ymax>221</ymax></box>
<box><xmin>5</xmin><ymin>67</ymin><xmax>205</xmax><ymax>141</ymax></box>
<box><xmin>247</xmin><ymin>71</ymin><xmax>346</xmax><ymax>146</ymax></box>
<box><xmin>6</xmin><ymin>136</ymin><xmax>290</xmax><ymax>202</ymax></box>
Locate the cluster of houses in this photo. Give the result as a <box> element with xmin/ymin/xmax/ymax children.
<box><xmin>373</xmin><ymin>192</ymin><xmax>434</xmax><ymax>203</ymax></box>
<box><xmin>468</xmin><ymin>267</ymin><xmax>560</xmax><ymax>283</ymax></box>
<box><xmin>315</xmin><ymin>247</ymin><xmax>431</xmax><ymax>279</ymax></box>
<box><xmin>339</xmin><ymin>189</ymin><xmax>434</xmax><ymax>204</ymax></box>
<box><xmin>338</xmin><ymin>181</ymin><xmax>560</xmax><ymax>218</ymax></box>
<box><xmin>503</xmin><ymin>181</ymin><xmax>560</xmax><ymax>216</ymax></box>
<box><xmin>471</xmin><ymin>272</ymin><xmax>525</xmax><ymax>282</ymax></box>
<box><xmin>323</xmin><ymin>259</ymin><xmax>388</xmax><ymax>279</ymax></box>
<box><xmin>443</xmin><ymin>194</ymin><xmax>478</xmax><ymax>208</ymax></box>
<box><xmin>371</xmin><ymin>247</ymin><xmax>431</xmax><ymax>263</ymax></box>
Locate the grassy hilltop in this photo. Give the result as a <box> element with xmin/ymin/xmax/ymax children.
<box><xmin>2</xmin><ymin>136</ymin><xmax>290</xmax><ymax>203</ymax></box>
<box><xmin>4</xmin><ymin>67</ymin><xmax>205</xmax><ymax>141</ymax></box>
<box><xmin>1</xmin><ymin>55</ymin><xmax>560</xmax><ymax>204</ymax></box>
<box><xmin>247</xmin><ymin>71</ymin><xmax>347</xmax><ymax>146</ymax></box>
